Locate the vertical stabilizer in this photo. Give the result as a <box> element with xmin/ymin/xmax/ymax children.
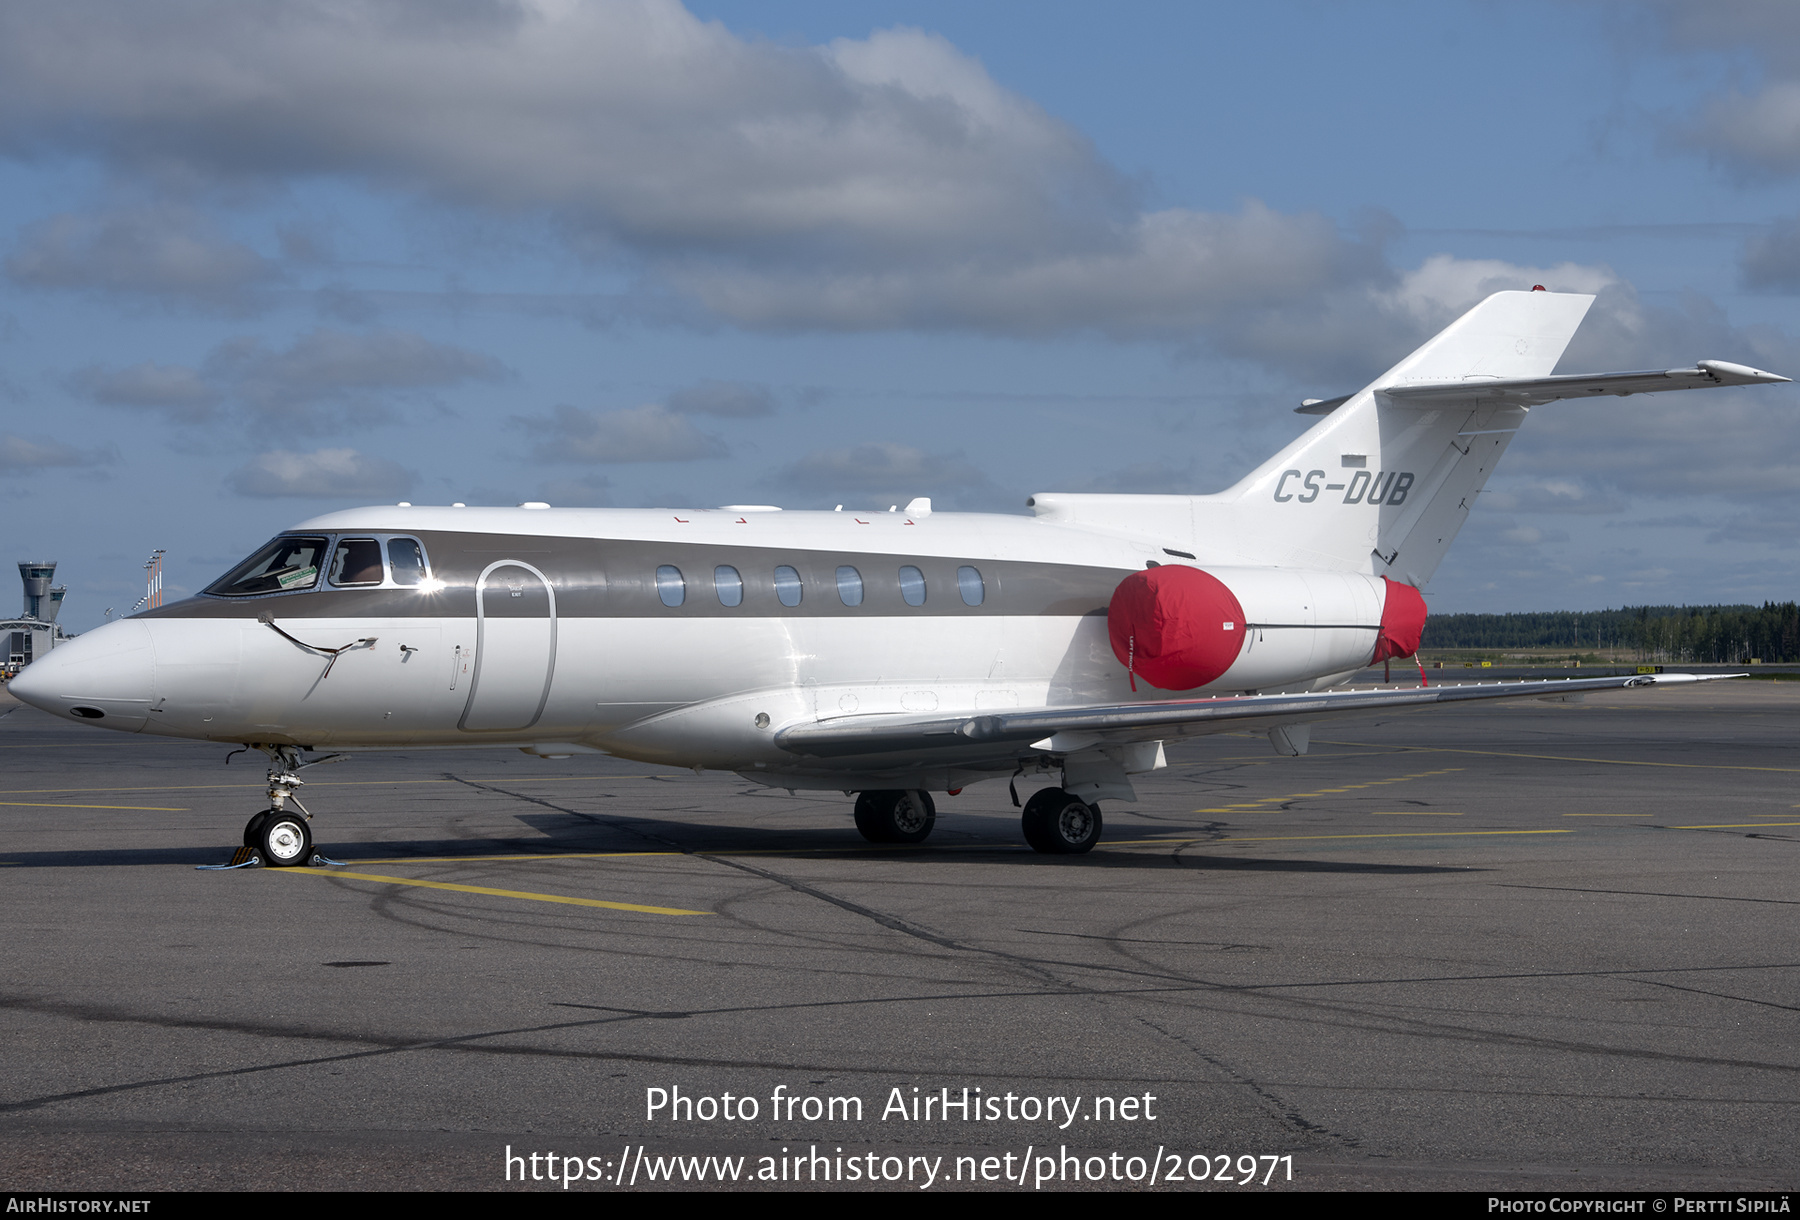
<box><xmin>1215</xmin><ymin>290</ymin><xmax>1595</xmax><ymax>586</ymax></box>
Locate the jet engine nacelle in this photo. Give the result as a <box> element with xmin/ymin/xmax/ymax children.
<box><xmin>1108</xmin><ymin>565</ymin><xmax>1423</xmax><ymax>692</ymax></box>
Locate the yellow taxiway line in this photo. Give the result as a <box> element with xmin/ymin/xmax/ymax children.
<box><xmin>1106</xmin><ymin>829</ymin><xmax>1572</xmax><ymax>846</ymax></box>
<box><xmin>344</xmin><ymin>851</ymin><xmax>685</xmax><ymax>866</ymax></box>
<box><xmin>279</xmin><ymin>867</ymin><xmax>708</xmax><ymax>916</ymax></box>
<box><xmin>0</xmin><ymin>775</ymin><xmax>665</xmax><ymax>797</ymax></box>
<box><xmin>1319</xmin><ymin>740</ymin><xmax>1800</xmax><ymax>774</ymax></box>
<box><xmin>0</xmin><ymin>800</ymin><xmax>189</xmax><ymax>811</ymax></box>
<box><xmin>1194</xmin><ymin>767</ymin><xmax>1464</xmax><ymax>813</ymax></box>
<box><xmin>1669</xmin><ymin>821</ymin><xmax>1800</xmax><ymax>830</ymax></box>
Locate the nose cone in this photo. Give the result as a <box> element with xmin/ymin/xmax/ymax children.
<box><xmin>9</xmin><ymin>619</ymin><xmax>155</xmax><ymax>731</ymax></box>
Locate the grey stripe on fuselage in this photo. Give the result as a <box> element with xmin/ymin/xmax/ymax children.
<box><xmin>139</xmin><ymin>530</ymin><xmax>1132</xmax><ymax>621</ymax></box>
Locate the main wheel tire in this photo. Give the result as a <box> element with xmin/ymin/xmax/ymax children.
<box><xmin>853</xmin><ymin>791</ymin><xmax>891</xmax><ymax>842</ymax></box>
<box><xmin>258</xmin><ymin>814</ymin><xmax>314</xmax><ymax>867</ymax></box>
<box><xmin>852</xmin><ymin>789</ymin><xmax>937</xmax><ymax>844</ymax></box>
<box><xmin>853</xmin><ymin>791</ymin><xmax>889</xmax><ymax>842</ymax></box>
<box><xmin>243</xmin><ymin>809</ymin><xmax>272</xmax><ymax>848</ymax></box>
<box><xmin>886</xmin><ymin>789</ymin><xmax>936</xmax><ymax>844</ymax></box>
<box><xmin>1021</xmin><ymin>788</ymin><xmax>1103</xmax><ymax>854</ymax></box>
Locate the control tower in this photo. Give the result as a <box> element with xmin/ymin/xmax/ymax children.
<box><xmin>19</xmin><ymin>562</ymin><xmax>66</xmax><ymax>623</ymax></box>
<box><xmin>5</xmin><ymin>561</ymin><xmax>71</xmax><ymax>676</ymax></box>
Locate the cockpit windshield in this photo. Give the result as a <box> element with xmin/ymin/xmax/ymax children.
<box><xmin>205</xmin><ymin>536</ymin><xmax>330</xmax><ymax>597</ymax></box>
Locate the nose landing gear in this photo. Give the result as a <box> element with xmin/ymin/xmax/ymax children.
<box><xmin>238</xmin><ymin>745</ymin><xmax>343</xmax><ymax>867</ymax></box>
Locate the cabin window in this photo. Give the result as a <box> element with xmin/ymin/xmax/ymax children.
<box><xmin>656</xmin><ymin>565</ymin><xmax>685</xmax><ymax>607</ymax></box>
<box><xmin>774</xmin><ymin>565</ymin><xmax>803</xmax><ymax>607</ymax></box>
<box><xmin>836</xmin><ymin>565</ymin><xmax>864</xmax><ymax>607</ymax></box>
<box><xmin>714</xmin><ymin>565</ymin><xmax>743</xmax><ymax>607</ymax></box>
<box><xmin>899</xmin><ymin>565</ymin><xmax>927</xmax><ymax>607</ymax></box>
<box><xmin>204</xmin><ymin>536</ymin><xmax>329</xmax><ymax>597</ymax></box>
<box><xmin>957</xmin><ymin>565</ymin><xmax>985</xmax><ymax>606</ymax></box>
<box><xmin>387</xmin><ymin>538</ymin><xmax>428</xmax><ymax>586</ymax></box>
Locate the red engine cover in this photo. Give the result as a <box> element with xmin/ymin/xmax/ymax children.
<box><xmin>1107</xmin><ymin>565</ymin><xmax>1248</xmax><ymax>691</ymax></box>
<box><xmin>1371</xmin><ymin>576</ymin><xmax>1427</xmax><ymax>662</ymax></box>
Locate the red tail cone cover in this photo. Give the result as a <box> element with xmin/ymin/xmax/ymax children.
<box><xmin>1371</xmin><ymin>576</ymin><xmax>1427</xmax><ymax>662</ymax></box>
<box><xmin>1107</xmin><ymin>566</ymin><xmax>1248</xmax><ymax>691</ymax></box>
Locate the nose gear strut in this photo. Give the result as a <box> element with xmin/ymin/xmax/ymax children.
<box><xmin>234</xmin><ymin>745</ymin><xmax>347</xmax><ymax>867</ymax></box>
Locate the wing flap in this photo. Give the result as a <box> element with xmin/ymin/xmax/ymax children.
<box><xmin>773</xmin><ymin>673</ymin><xmax>1739</xmax><ymax>759</ymax></box>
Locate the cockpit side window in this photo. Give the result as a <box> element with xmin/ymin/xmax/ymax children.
<box><xmin>205</xmin><ymin>536</ymin><xmax>330</xmax><ymax>597</ymax></box>
<box><xmin>328</xmin><ymin>538</ymin><xmax>385</xmax><ymax>586</ymax></box>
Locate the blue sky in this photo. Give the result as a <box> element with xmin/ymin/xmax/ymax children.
<box><xmin>2</xmin><ymin>0</ymin><xmax>1798</xmax><ymax>627</ymax></box>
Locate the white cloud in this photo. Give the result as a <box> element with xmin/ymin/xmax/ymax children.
<box><xmin>0</xmin><ymin>433</ymin><xmax>108</xmax><ymax>471</ymax></box>
<box><xmin>665</xmin><ymin>379</ymin><xmax>774</xmax><ymax>418</ymax></box>
<box><xmin>1509</xmin><ymin>281</ymin><xmax>1800</xmax><ymax>501</ymax></box>
<box><xmin>517</xmin><ymin>403</ymin><xmax>727</xmax><ymax>462</ymax></box>
<box><xmin>1704</xmin><ymin>513</ymin><xmax>1800</xmax><ymax>549</ymax></box>
<box><xmin>0</xmin><ymin>1</ymin><xmax>1378</xmax><ymax>338</ymax></box>
<box><xmin>74</xmin><ymin>327</ymin><xmax>506</xmax><ymax>432</ymax></box>
<box><xmin>535</xmin><ymin>472</ymin><xmax>613</xmax><ymax>506</ymax></box>
<box><xmin>226</xmin><ymin>447</ymin><xmax>414</xmax><ymax>498</ymax></box>
<box><xmin>672</xmin><ymin>201</ymin><xmax>1381</xmax><ymax>335</ymax></box>
<box><xmin>771</xmin><ymin>440</ymin><xmax>998</xmax><ymax>508</ymax></box>
<box><xmin>18</xmin><ymin>1</ymin><xmax>1780</xmax><ymax>380</ymax></box>
<box><xmin>1643</xmin><ymin>2</ymin><xmax>1800</xmax><ymax>179</ymax></box>
<box><xmin>1481</xmin><ymin>479</ymin><xmax>1626</xmax><ymax>516</ymax></box>
<box><xmin>1540</xmin><ymin>391</ymin><xmax>1800</xmax><ymax>498</ymax></box>
<box><xmin>213</xmin><ymin>327</ymin><xmax>506</xmax><ymax>419</ymax></box>
<box><xmin>72</xmin><ymin>361</ymin><xmax>223</xmax><ymax>422</ymax></box>
<box><xmin>1053</xmin><ymin>459</ymin><xmax>1204</xmax><ymax>496</ymax></box>
<box><xmin>1684</xmin><ymin>83</ymin><xmax>1800</xmax><ymax>179</ymax></box>
<box><xmin>5</xmin><ymin>206</ymin><xmax>275</xmax><ymax>310</ymax></box>
<box><xmin>1742</xmin><ymin>215</ymin><xmax>1800</xmax><ymax>292</ymax></box>
<box><xmin>1223</xmin><ymin>254</ymin><xmax>1625</xmax><ymax>385</ymax></box>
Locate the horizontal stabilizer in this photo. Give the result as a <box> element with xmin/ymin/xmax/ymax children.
<box><xmin>1297</xmin><ymin>360</ymin><xmax>1787</xmax><ymax>414</ymax></box>
<box><xmin>775</xmin><ymin>673</ymin><xmax>1742</xmax><ymax>759</ymax></box>
<box><xmin>1379</xmin><ymin>359</ymin><xmax>1790</xmax><ymax>408</ymax></box>
<box><xmin>1295</xmin><ymin>394</ymin><xmax>1352</xmax><ymax>416</ymax></box>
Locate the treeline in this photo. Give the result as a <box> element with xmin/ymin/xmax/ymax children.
<box><xmin>1421</xmin><ymin>603</ymin><xmax>1800</xmax><ymax>663</ymax></box>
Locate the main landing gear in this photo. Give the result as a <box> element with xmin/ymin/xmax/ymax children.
<box><xmin>239</xmin><ymin>745</ymin><xmax>340</xmax><ymax>867</ymax></box>
<box><xmin>853</xmin><ymin>789</ymin><xmax>937</xmax><ymax>844</ymax></box>
<box><xmin>847</xmin><ymin>786</ymin><xmax>1102</xmax><ymax>854</ymax></box>
<box><xmin>1020</xmin><ymin>787</ymin><xmax>1103</xmax><ymax>855</ymax></box>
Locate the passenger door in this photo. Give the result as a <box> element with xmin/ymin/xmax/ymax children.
<box><xmin>459</xmin><ymin>560</ymin><xmax>557</xmax><ymax>732</ymax></box>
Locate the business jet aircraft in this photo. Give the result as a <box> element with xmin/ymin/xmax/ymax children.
<box><xmin>10</xmin><ymin>290</ymin><xmax>1787</xmax><ymax>865</ymax></box>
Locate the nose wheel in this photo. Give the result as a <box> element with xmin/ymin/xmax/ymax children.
<box><xmin>236</xmin><ymin>745</ymin><xmax>342</xmax><ymax>867</ymax></box>
<box><xmin>243</xmin><ymin>809</ymin><xmax>314</xmax><ymax>864</ymax></box>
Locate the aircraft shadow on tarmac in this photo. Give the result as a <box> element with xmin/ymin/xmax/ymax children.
<box><xmin>0</xmin><ymin>821</ymin><xmax>1486</xmax><ymax>876</ymax></box>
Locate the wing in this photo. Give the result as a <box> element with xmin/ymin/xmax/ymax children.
<box><xmin>1297</xmin><ymin>360</ymin><xmax>1788</xmax><ymax>414</ymax></box>
<box><xmin>774</xmin><ymin>673</ymin><xmax>1740</xmax><ymax>760</ymax></box>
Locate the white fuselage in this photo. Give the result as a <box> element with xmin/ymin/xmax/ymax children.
<box><xmin>12</xmin><ymin>503</ymin><xmax>1396</xmax><ymax>789</ymax></box>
